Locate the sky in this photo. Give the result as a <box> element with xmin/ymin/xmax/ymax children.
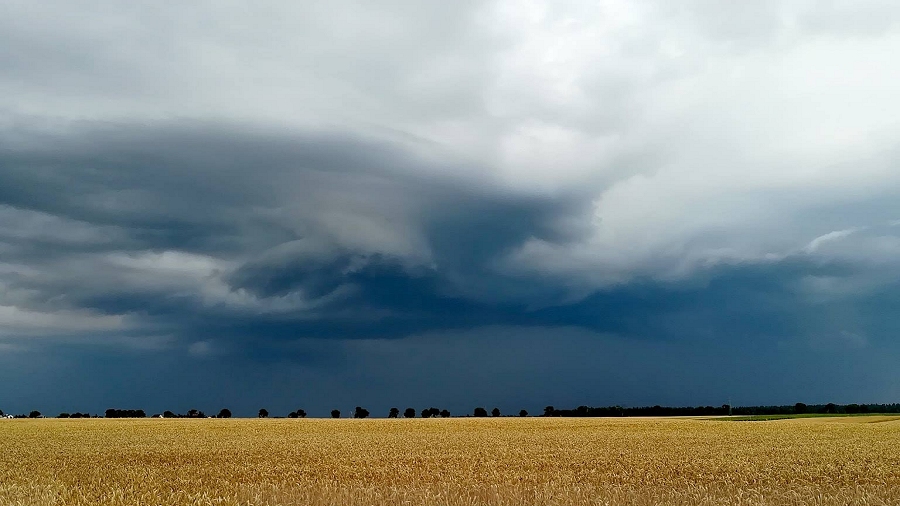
<box><xmin>1</xmin><ymin>0</ymin><xmax>900</xmax><ymax>417</ymax></box>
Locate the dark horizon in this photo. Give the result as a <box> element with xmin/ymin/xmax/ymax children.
<box><xmin>7</xmin><ymin>401</ymin><xmax>898</xmax><ymax>420</ymax></box>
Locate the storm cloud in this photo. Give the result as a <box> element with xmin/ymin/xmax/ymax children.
<box><xmin>1</xmin><ymin>0</ymin><xmax>900</xmax><ymax>416</ymax></box>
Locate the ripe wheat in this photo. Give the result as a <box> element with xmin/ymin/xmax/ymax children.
<box><xmin>1</xmin><ymin>416</ymin><xmax>899</xmax><ymax>505</ymax></box>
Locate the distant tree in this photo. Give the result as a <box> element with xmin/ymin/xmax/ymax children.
<box><xmin>163</xmin><ymin>410</ymin><xmax>177</xmax><ymax>418</ymax></box>
<box><xmin>331</xmin><ymin>409</ymin><xmax>341</xmax><ymax>418</ymax></box>
<box><xmin>187</xmin><ymin>409</ymin><xmax>200</xmax><ymax>418</ymax></box>
<box><xmin>543</xmin><ymin>406</ymin><xmax>555</xmax><ymax>417</ymax></box>
<box><xmin>794</xmin><ymin>402</ymin><xmax>807</xmax><ymax>414</ymax></box>
<box><xmin>421</xmin><ymin>408</ymin><xmax>431</xmax><ymax>418</ymax></box>
<box><xmin>258</xmin><ymin>409</ymin><xmax>269</xmax><ymax>418</ymax></box>
<box><xmin>519</xmin><ymin>410</ymin><xmax>528</xmax><ymax>417</ymax></box>
<box><xmin>58</xmin><ymin>413</ymin><xmax>70</xmax><ymax>418</ymax></box>
<box><xmin>473</xmin><ymin>407</ymin><xmax>488</xmax><ymax>417</ymax></box>
<box><xmin>218</xmin><ymin>408</ymin><xmax>232</xmax><ymax>418</ymax></box>
<box><xmin>421</xmin><ymin>407</ymin><xmax>440</xmax><ymax>418</ymax></box>
<box><xmin>105</xmin><ymin>408</ymin><xmax>147</xmax><ymax>418</ymax></box>
<box><xmin>824</xmin><ymin>403</ymin><xmax>837</xmax><ymax>414</ymax></box>
<box><xmin>296</xmin><ymin>409</ymin><xmax>307</xmax><ymax>418</ymax></box>
<box><xmin>29</xmin><ymin>410</ymin><xmax>41</xmax><ymax>418</ymax></box>
<box><xmin>440</xmin><ymin>409</ymin><xmax>451</xmax><ymax>418</ymax></box>
<box><xmin>354</xmin><ymin>406</ymin><xmax>370</xmax><ymax>419</ymax></box>
<box><xmin>288</xmin><ymin>411</ymin><xmax>299</xmax><ymax>418</ymax></box>
<box><xmin>389</xmin><ymin>407</ymin><xmax>400</xmax><ymax>418</ymax></box>
<box><xmin>846</xmin><ymin>403</ymin><xmax>861</xmax><ymax>414</ymax></box>
<box><xmin>404</xmin><ymin>408</ymin><xmax>416</xmax><ymax>418</ymax></box>
<box><xmin>491</xmin><ymin>407</ymin><xmax>501</xmax><ymax>417</ymax></box>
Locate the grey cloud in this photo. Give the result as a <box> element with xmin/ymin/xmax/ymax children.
<box><xmin>0</xmin><ymin>120</ymin><xmax>593</xmax><ymax>346</ymax></box>
<box><xmin>798</xmin><ymin>0</ymin><xmax>900</xmax><ymax>38</ymax></box>
<box><xmin>0</xmin><ymin>0</ymin><xmax>495</xmax><ymax>126</ymax></box>
<box><xmin>2</xmin><ymin>0</ymin><xmax>900</xmax><ymax>412</ymax></box>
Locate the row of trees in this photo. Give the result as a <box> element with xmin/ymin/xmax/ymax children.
<box><xmin>323</xmin><ymin>407</ymin><xmax>523</xmax><ymax>418</ymax></box>
<box><xmin>2</xmin><ymin>407</ymin><xmax>511</xmax><ymax>419</ymax></box>
<box><xmin>6</xmin><ymin>403</ymin><xmax>900</xmax><ymax>419</ymax></box>
<box><xmin>262</xmin><ymin>407</ymin><xmax>494</xmax><ymax>418</ymax></box>
<box><xmin>541</xmin><ymin>403</ymin><xmax>900</xmax><ymax>417</ymax></box>
<box><xmin>388</xmin><ymin>407</ymin><xmax>451</xmax><ymax>418</ymax></box>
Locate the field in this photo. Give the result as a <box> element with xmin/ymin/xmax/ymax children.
<box><xmin>2</xmin><ymin>417</ymin><xmax>899</xmax><ymax>505</ymax></box>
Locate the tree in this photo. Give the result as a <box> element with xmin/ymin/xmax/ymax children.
<box><xmin>163</xmin><ymin>410</ymin><xmax>177</xmax><ymax>418</ymax></box>
<box><xmin>187</xmin><ymin>409</ymin><xmax>204</xmax><ymax>418</ymax></box>
<box><xmin>440</xmin><ymin>409</ymin><xmax>451</xmax><ymax>418</ymax></box>
<box><xmin>491</xmin><ymin>407</ymin><xmax>501</xmax><ymax>417</ymax></box>
<box><xmin>29</xmin><ymin>410</ymin><xmax>41</xmax><ymax>418</ymax></box>
<box><xmin>421</xmin><ymin>408</ymin><xmax>431</xmax><ymax>419</ymax></box>
<box><xmin>543</xmin><ymin>406</ymin><xmax>555</xmax><ymax>417</ymax></box>
<box><xmin>296</xmin><ymin>409</ymin><xmax>307</xmax><ymax>418</ymax></box>
<box><xmin>389</xmin><ymin>407</ymin><xmax>400</xmax><ymax>418</ymax></box>
<box><xmin>794</xmin><ymin>402</ymin><xmax>807</xmax><ymax>414</ymax></box>
<box><xmin>58</xmin><ymin>413</ymin><xmax>70</xmax><ymax>418</ymax></box>
<box><xmin>473</xmin><ymin>407</ymin><xmax>488</xmax><ymax>417</ymax></box>
<box><xmin>519</xmin><ymin>410</ymin><xmax>528</xmax><ymax>417</ymax></box>
<box><xmin>331</xmin><ymin>409</ymin><xmax>341</xmax><ymax>418</ymax></box>
<box><xmin>824</xmin><ymin>403</ymin><xmax>837</xmax><ymax>414</ymax></box>
<box><xmin>404</xmin><ymin>408</ymin><xmax>416</xmax><ymax>418</ymax></box>
<box><xmin>218</xmin><ymin>408</ymin><xmax>232</xmax><ymax>418</ymax></box>
<box><xmin>104</xmin><ymin>409</ymin><xmax>147</xmax><ymax>418</ymax></box>
<box><xmin>354</xmin><ymin>406</ymin><xmax>370</xmax><ymax>419</ymax></box>
<box><xmin>288</xmin><ymin>411</ymin><xmax>299</xmax><ymax>418</ymax></box>
<box><xmin>258</xmin><ymin>409</ymin><xmax>269</xmax><ymax>418</ymax></box>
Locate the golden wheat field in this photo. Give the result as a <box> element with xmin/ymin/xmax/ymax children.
<box><xmin>1</xmin><ymin>416</ymin><xmax>899</xmax><ymax>506</ymax></box>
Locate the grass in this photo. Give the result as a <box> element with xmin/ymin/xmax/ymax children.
<box><xmin>2</xmin><ymin>416</ymin><xmax>899</xmax><ymax>505</ymax></box>
<box><xmin>725</xmin><ymin>413</ymin><xmax>900</xmax><ymax>421</ymax></box>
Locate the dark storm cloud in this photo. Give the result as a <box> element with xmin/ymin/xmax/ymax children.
<box><xmin>3</xmin><ymin>0</ymin><xmax>900</xmax><ymax>415</ymax></box>
<box><xmin>0</xmin><ymin>120</ymin><xmax>594</xmax><ymax>346</ymax></box>
<box><xmin>1</xmin><ymin>119</ymin><xmax>898</xmax><ymax>357</ymax></box>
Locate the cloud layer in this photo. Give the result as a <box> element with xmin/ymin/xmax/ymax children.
<box><xmin>1</xmin><ymin>0</ymin><xmax>900</xmax><ymax>414</ymax></box>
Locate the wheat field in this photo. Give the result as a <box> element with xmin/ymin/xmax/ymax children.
<box><xmin>1</xmin><ymin>416</ymin><xmax>899</xmax><ymax>505</ymax></box>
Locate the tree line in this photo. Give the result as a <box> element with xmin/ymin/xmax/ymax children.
<box><xmin>4</xmin><ymin>402</ymin><xmax>900</xmax><ymax>419</ymax></box>
<box><xmin>540</xmin><ymin>402</ymin><xmax>900</xmax><ymax>417</ymax></box>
